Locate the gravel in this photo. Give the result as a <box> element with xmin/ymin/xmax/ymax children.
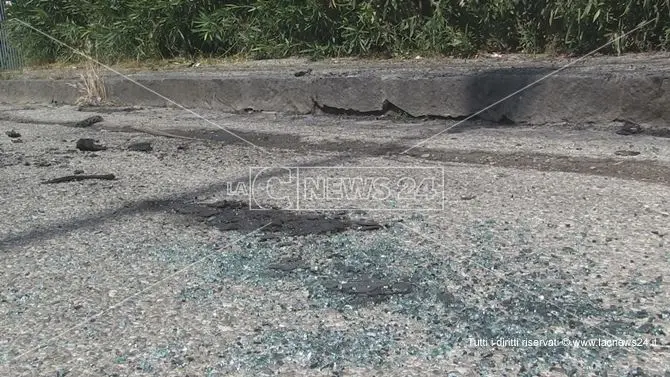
<box><xmin>0</xmin><ymin>105</ymin><xmax>668</xmax><ymax>376</ymax></box>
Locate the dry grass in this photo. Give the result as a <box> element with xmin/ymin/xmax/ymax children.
<box><xmin>73</xmin><ymin>61</ymin><xmax>107</xmax><ymax>106</ymax></box>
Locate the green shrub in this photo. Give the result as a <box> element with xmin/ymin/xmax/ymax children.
<box><xmin>4</xmin><ymin>0</ymin><xmax>670</xmax><ymax>65</ymax></box>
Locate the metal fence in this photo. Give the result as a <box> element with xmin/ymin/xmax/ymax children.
<box><xmin>0</xmin><ymin>0</ymin><xmax>22</xmax><ymax>71</ymax></box>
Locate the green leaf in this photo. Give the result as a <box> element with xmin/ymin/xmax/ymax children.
<box><xmin>593</xmin><ymin>8</ymin><xmax>601</xmax><ymax>22</ymax></box>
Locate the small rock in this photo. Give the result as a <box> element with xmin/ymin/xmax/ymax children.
<box><xmin>550</xmin><ymin>365</ymin><xmax>567</xmax><ymax>374</ymax></box>
<box><xmin>635</xmin><ymin>309</ymin><xmax>650</xmax><ymax>318</ymax></box>
<box><xmin>329</xmin><ymin>277</ymin><xmax>412</xmax><ymax>297</ymax></box>
<box><xmin>76</xmin><ymin>138</ymin><xmax>107</xmax><ymax>152</ymax></box>
<box><xmin>637</xmin><ymin>322</ymin><xmax>655</xmax><ymax>333</ymax></box>
<box><xmin>72</xmin><ymin>115</ymin><xmax>104</xmax><ymax>128</ymax></box>
<box><xmin>614</xmin><ymin>150</ymin><xmax>640</xmax><ymax>156</ymax></box>
<box><xmin>616</xmin><ymin>120</ymin><xmax>643</xmax><ymax>135</ymax></box>
<box><xmin>127</xmin><ymin>142</ymin><xmax>153</xmax><ymax>152</ymax></box>
<box><xmin>294</xmin><ymin>68</ymin><xmax>312</xmax><ymax>77</ymax></box>
<box><xmin>170</xmin><ymin>358</ymin><xmax>184</xmax><ymax>366</ymax></box>
<box><xmin>627</xmin><ymin>367</ymin><xmax>647</xmax><ymax>377</ymax></box>
<box><xmin>11</xmin><ymin>139</ymin><xmax>23</xmax><ymax>143</ymax></box>
<box><xmin>420</xmin><ymin>153</ymin><xmax>430</xmax><ymax>158</ymax></box>
<box><xmin>5</xmin><ymin>130</ymin><xmax>21</xmax><ymax>138</ymax></box>
<box><xmin>349</xmin><ymin>218</ymin><xmax>383</xmax><ymax>231</ymax></box>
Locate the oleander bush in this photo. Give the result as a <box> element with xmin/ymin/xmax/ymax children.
<box><xmin>4</xmin><ymin>0</ymin><xmax>670</xmax><ymax>64</ymax></box>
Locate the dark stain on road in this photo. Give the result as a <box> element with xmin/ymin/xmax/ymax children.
<box><xmin>146</xmin><ymin>199</ymin><xmax>384</xmax><ymax>237</ymax></box>
<box><xmin>158</xmin><ymin>127</ymin><xmax>670</xmax><ymax>186</ymax></box>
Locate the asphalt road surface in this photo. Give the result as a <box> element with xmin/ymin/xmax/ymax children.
<box><xmin>1</xmin><ymin>105</ymin><xmax>668</xmax><ymax>376</ymax></box>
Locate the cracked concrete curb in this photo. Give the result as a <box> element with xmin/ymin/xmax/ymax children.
<box><xmin>1</xmin><ymin>61</ymin><xmax>669</xmax><ymax>126</ymax></box>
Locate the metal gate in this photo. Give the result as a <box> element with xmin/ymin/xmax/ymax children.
<box><xmin>0</xmin><ymin>1</ymin><xmax>22</xmax><ymax>71</ymax></box>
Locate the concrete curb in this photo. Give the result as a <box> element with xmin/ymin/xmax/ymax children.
<box><xmin>1</xmin><ymin>63</ymin><xmax>668</xmax><ymax>126</ymax></box>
